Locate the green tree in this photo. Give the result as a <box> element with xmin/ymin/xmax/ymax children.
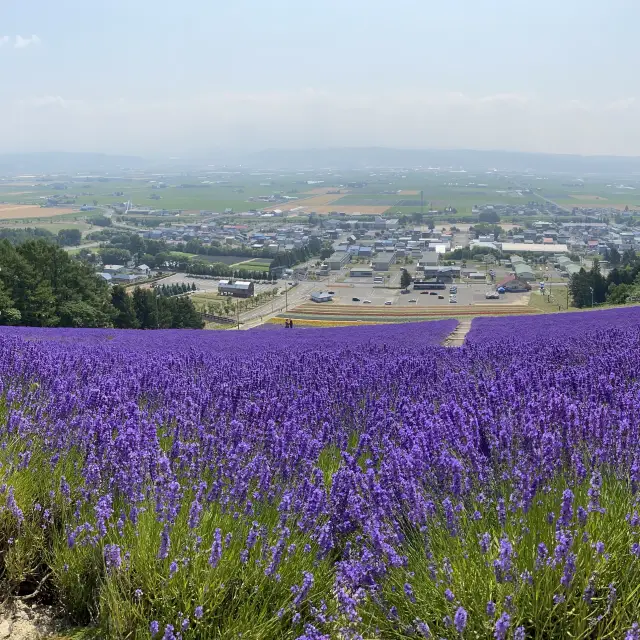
<box><xmin>170</xmin><ymin>296</ymin><xmax>204</xmax><ymax>329</ymax></box>
<box><xmin>92</xmin><ymin>215</ymin><xmax>112</xmax><ymax>227</ymax></box>
<box><xmin>57</xmin><ymin>229</ymin><xmax>82</xmax><ymax>246</ymax></box>
<box><xmin>569</xmin><ymin>269</ymin><xmax>592</xmax><ymax>308</ymax></box>
<box><xmin>623</xmin><ymin>248</ymin><xmax>638</xmax><ymax>266</ymax></box>
<box><xmin>111</xmin><ymin>285</ymin><xmax>139</xmax><ymax>329</ymax></box>
<box><xmin>589</xmin><ymin>259</ymin><xmax>607</xmax><ymax>304</ymax></box>
<box><xmin>400</xmin><ymin>269</ymin><xmax>412</xmax><ymax>290</ymax></box>
<box><xmin>0</xmin><ymin>280</ymin><xmax>20</xmax><ymax>325</ymax></box>
<box><xmin>478</xmin><ymin>210</ymin><xmax>500</xmax><ymax>223</ymax></box>
<box><xmin>132</xmin><ymin>288</ymin><xmax>159</xmax><ymax>329</ymax></box>
<box><xmin>608</xmin><ymin>246</ymin><xmax>621</xmax><ymax>266</ymax></box>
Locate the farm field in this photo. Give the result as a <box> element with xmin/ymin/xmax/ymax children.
<box><xmin>0</xmin><ymin>171</ymin><xmax>573</xmax><ymax>221</ymax></box>
<box><xmin>0</xmin><ymin>204</ymin><xmax>76</xmax><ymax>220</ymax></box>
<box><xmin>2</xmin><ymin>309</ymin><xmax>640</xmax><ymax>638</ymax></box>
<box><xmin>230</xmin><ymin>259</ymin><xmax>271</xmax><ymax>272</ymax></box>
<box><xmin>284</xmin><ymin>302</ymin><xmax>537</xmax><ymax>323</ymax></box>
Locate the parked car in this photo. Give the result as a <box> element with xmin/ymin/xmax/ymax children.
<box><xmin>328</xmin><ymin>291</ymin><xmax>335</xmax><ymax>295</ymax></box>
<box><xmin>485</xmin><ymin>291</ymin><xmax>500</xmax><ymax>300</ymax></box>
<box><xmin>449</xmin><ymin>297</ymin><xmax>458</xmax><ymax>303</ymax></box>
<box><xmin>384</xmin><ymin>301</ymin><xmax>392</xmax><ymax>305</ymax></box>
<box><xmin>352</xmin><ymin>297</ymin><xmax>360</xmax><ymax>302</ymax></box>
<box><xmin>408</xmin><ymin>299</ymin><xmax>417</xmax><ymax>303</ymax></box>
<box><xmin>430</xmin><ymin>291</ymin><xmax>438</xmax><ymax>296</ymax></box>
<box><xmin>438</xmin><ymin>295</ymin><xmax>445</xmax><ymax>299</ymax></box>
<box><xmin>363</xmin><ymin>300</ymin><xmax>372</xmax><ymax>304</ymax></box>
<box><xmin>449</xmin><ymin>286</ymin><xmax>457</xmax><ymax>293</ymax></box>
<box><xmin>400</xmin><ymin>289</ymin><xmax>410</xmax><ymax>294</ymax></box>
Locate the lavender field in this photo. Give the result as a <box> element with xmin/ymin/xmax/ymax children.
<box><xmin>2</xmin><ymin>311</ymin><xmax>640</xmax><ymax>639</ymax></box>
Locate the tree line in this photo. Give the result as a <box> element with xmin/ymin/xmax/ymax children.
<box><xmin>0</xmin><ymin>239</ymin><xmax>202</xmax><ymax>329</ymax></box>
<box><xmin>111</xmin><ymin>286</ymin><xmax>203</xmax><ymax>329</ymax></box>
<box><xmin>570</xmin><ymin>252</ymin><xmax>640</xmax><ymax>308</ymax></box>
<box><xmin>0</xmin><ymin>227</ymin><xmax>83</xmax><ymax>247</ymax></box>
<box><xmin>156</xmin><ymin>282</ymin><xmax>197</xmax><ymax>297</ymax></box>
<box><xmin>85</xmin><ymin>232</ymin><xmax>320</xmax><ymax>275</ymax></box>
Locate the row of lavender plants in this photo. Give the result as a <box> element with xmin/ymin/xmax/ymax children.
<box><xmin>0</xmin><ymin>312</ymin><xmax>640</xmax><ymax>639</ymax></box>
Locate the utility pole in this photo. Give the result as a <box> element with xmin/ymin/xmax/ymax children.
<box><xmin>285</xmin><ymin>284</ymin><xmax>288</xmax><ymax>311</ymax></box>
<box><xmin>236</xmin><ymin>299</ymin><xmax>240</xmax><ymax>330</ymax></box>
<box><xmin>566</xmin><ymin>283</ymin><xmax>569</xmax><ymax>310</ymax></box>
<box><xmin>590</xmin><ymin>286</ymin><xmax>594</xmax><ymax>308</ymax></box>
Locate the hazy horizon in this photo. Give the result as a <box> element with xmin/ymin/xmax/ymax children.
<box><xmin>2</xmin><ymin>0</ymin><xmax>639</xmax><ymax>157</ymax></box>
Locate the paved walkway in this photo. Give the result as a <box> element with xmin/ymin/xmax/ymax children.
<box><xmin>443</xmin><ymin>319</ymin><xmax>473</xmax><ymax>347</ymax></box>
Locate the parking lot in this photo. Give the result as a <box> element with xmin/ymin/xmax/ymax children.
<box><xmin>326</xmin><ymin>282</ymin><xmax>527</xmax><ymax>308</ymax></box>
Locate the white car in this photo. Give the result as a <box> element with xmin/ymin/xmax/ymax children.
<box><xmin>408</xmin><ymin>299</ymin><xmax>417</xmax><ymax>303</ymax></box>
<box><xmin>363</xmin><ymin>300</ymin><xmax>372</xmax><ymax>304</ymax></box>
<box><xmin>485</xmin><ymin>291</ymin><xmax>500</xmax><ymax>300</ymax></box>
<box><xmin>449</xmin><ymin>296</ymin><xmax>458</xmax><ymax>303</ymax></box>
<box><xmin>384</xmin><ymin>301</ymin><xmax>393</xmax><ymax>306</ymax></box>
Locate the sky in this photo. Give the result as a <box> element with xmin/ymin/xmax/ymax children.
<box><xmin>2</xmin><ymin>0</ymin><xmax>640</xmax><ymax>157</ymax></box>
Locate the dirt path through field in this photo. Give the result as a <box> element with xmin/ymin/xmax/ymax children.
<box><xmin>443</xmin><ymin>319</ymin><xmax>473</xmax><ymax>346</ymax></box>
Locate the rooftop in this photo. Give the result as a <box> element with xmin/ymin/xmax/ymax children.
<box><xmin>501</xmin><ymin>243</ymin><xmax>569</xmax><ymax>253</ymax></box>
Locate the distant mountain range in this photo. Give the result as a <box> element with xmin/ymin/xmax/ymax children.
<box><xmin>0</xmin><ymin>152</ymin><xmax>146</xmax><ymax>175</ymax></box>
<box><xmin>240</xmin><ymin>147</ymin><xmax>640</xmax><ymax>175</ymax></box>
<box><xmin>4</xmin><ymin>148</ymin><xmax>640</xmax><ymax>176</ymax></box>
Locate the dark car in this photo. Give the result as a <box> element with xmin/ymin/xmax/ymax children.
<box><xmin>352</xmin><ymin>297</ymin><xmax>360</xmax><ymax>302</ymax></box>
<box><xmin>400</xmin><ymin>289</ymin><xmax>410</xmax><ymax>294</ymax></box>
<box><xmin>438</xmin><ymin>295</ymin><xmax>445</xmax><ymax>299</ymax></box>
<box><xmin>420</xmin><ymin>291</ymin><xmax>430</xmax><ymax>295</ymax></box>
<box><xmin>429</xmin><ymin>291</ymin><xmax>438</xmax><ymax>295</ymax></box>
<box><xmin>328</xmin><ymin>291</ymin><xmax>335</xmax><ymax>295</ymax></box>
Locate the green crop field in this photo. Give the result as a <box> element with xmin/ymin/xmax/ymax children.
<box><xmin>230</xmin><ymin>260</ymin><xmax>270</xmax><ymax>272</ymax></box>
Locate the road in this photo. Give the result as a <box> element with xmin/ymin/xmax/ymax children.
<box><xmin>64</xmin><ymin>241</ymin><xmax>100</xmax><ymax>252</ymax></box>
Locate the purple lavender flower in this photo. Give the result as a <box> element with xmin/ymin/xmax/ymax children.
<box><xmin>558</xmin><ymin>489</ymin><xmax>574</xmax><ymax>527</ymax></box>
<box><xmin>293</xmin><ymin>572</ymin><xmax>314</xmax><ymax>607</ymax></box>
<box><xmin>6</xmin><ymin>487</ymin><xmax>24</xmax><ymax>525</ymax></box>
<box><xmin>444</xmin><ymin>588</ymin><xmax>455</xmax><ymax>603</ymax></box>
<box><xmin>588</xmin><ymin>471</ymin><xmax>603</xmax><ymax>513</ymax></box>
<box><xmin>493</xmin><ymin>537</ymin><xmax>513</xmax><ymax>583</ymax></box>
<box><xmin>494</xmin><ymin>612</ymin><xmax>511</xmax><ymax>640</ymax></box>
<box><xmin>577</xmin><ymin>506</ymin><xmax>588</xmax><ymax>526</ymax></box>
<box><xmin>479</xmin><ymin>532</ymin><xmax>491</xmax><ymax>554</ymax></box>
<box><xmin>486</xmin><ymin>601</ymin><xmax>496</xmax><ymax>617</ymax></box>
<box><xmin>150</xmin><ymin>621</ymin><xmax>159</xmax><ymax>637</ymax></box>
<box><xmin>158</xmin><ymin>525</ymin><xmax>170</xmax><ymax>560</ymax></box>
<box><xmin>414</xmin><ymin>619</ymin><xmax>431</xmax><ymax>637</ymax></box>
<box><xmin>497</xmin><ymin>498</ymin><xmax>506</xmax><ymax>528</ymax></box>
<box><xmin>561</xmin><ymin>552</ymin><xmax>577</xmax><ymax>588</ymax></box>
<box><xmin>209</xmin><ymin>528</ymin><xmax>222</xmax><ymax>568</ymax></box>
<box><xmin>454</xmin><ymin>607</ymin><xmax>467</xmax><ymax>634</ymax></box>
<box><xmin>514</xmin><ymin>626</ymin><xmax>526</xmax><ymax>640</ymax></box>
<box><xmin>194</xmin><ymin>606</ymin><xmax>203</xmax><ymax>620</ymax></box>
<box><xmin>404</xmin><ymin>582</ymin><xmax>416</xmax><ymax>604</ymax></box>
<box><xmin>626</xmin><ymin>623</ymin><xmax>640</xmax><ymax>640</ymax></box>
<box><xmin>162</xmin><ymin>624</ymin><xmax>176</xmax><ymax>640</ymax></box>
<box><xmin>535</xmin><ymin>542</ymin><xmax>548</xmax><ymax>570</ymax></box>
<box><xmin>169</xmin><ymin>561</ymin><xmax>178</xmax><ymax>578</ymax></box>
<box><xmin>103</xmin><ymin>543</ymin><xmax>122</xmax><ymax>573</ymax></box>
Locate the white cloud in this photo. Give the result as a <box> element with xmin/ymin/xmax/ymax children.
<box><xmin>0</xmin><ymin>36</ymin><xmax>9</xmax><ymax>47</ymax></box>
<box><xmin>14</xmin><ymin>35</ymin><xmax>41</xmax><ymax>49</ymax></box>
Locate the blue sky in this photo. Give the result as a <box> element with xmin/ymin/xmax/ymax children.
<box><xmin>1</xmin><ymin>0</ymin><xmax>640</xmax><ymax>156</ymax></box>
